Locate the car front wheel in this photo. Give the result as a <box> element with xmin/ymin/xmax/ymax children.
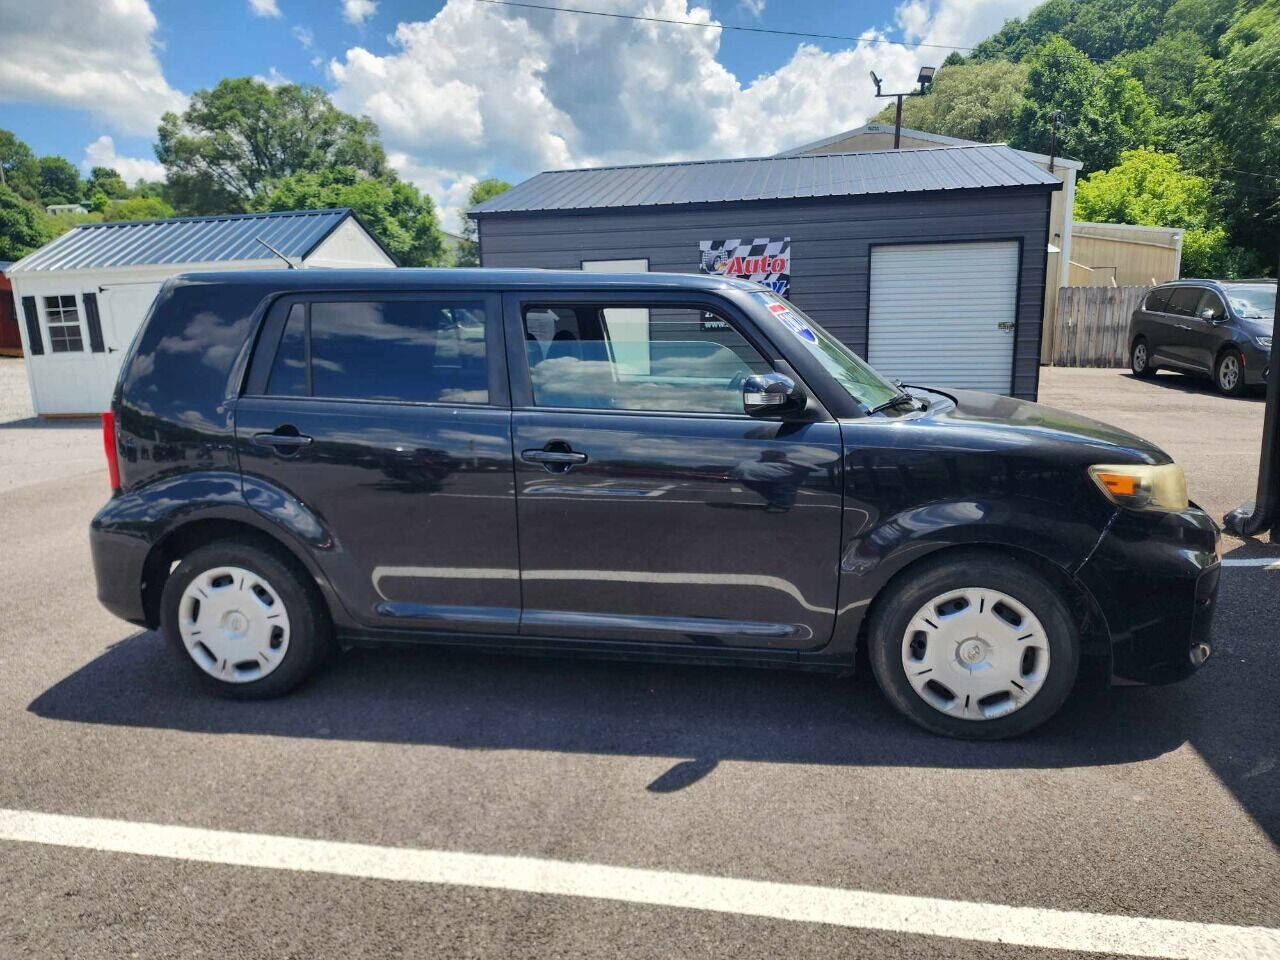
<box><xmin>161</xmin><ymin>539</ymin><xmax>332</xmax><ymax>699</ymax></box>
<box><xmin>867</xmin><ymin>554</ymin><xmax>1080</xmax><ymax>739</ymax></box>
<box><xmin>1215</xmin><ymin>348</ymin><xmax>1246</xmax><ymax>396</ymax></box>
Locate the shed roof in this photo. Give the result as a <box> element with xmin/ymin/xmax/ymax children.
<box><xmin>8</xmin><ymin>208</ymin><xmax>364</xmax><ymax>273</ymax></box>
<box><xmin>471</xmin><ymin>144</ymin><xmax>1060</xmax><ymax>217</ymax></box>
<box><xmin>774</xmin><ymin>122</ymin><xmax>1084</xmax><ymax>171</ymax></box>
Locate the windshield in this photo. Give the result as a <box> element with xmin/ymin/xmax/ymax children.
<box><xmin>1224</xmin><ymin>284</ymin><xmax>1276</xmax><ymax>320</ymax></box>
<box><xmin>750</xmin><ymin>291</ymin><xmax>901</xmax><ymax>410</ymax></box>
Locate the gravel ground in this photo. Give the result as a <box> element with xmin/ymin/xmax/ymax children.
<box><xmin>0</xmin><ymin>358</ymin><xmax>101</xmax><ymax>495</ymax></box>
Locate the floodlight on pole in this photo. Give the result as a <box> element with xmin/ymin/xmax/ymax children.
<box><xmin>870</xmin><ymin>65</ymin><xmax>937</xmax><ymax>148</ymax></box>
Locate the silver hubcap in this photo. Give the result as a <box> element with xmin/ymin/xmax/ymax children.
<box><xmin>1133</xmin><ymin>343</ymin><xmax>1147</xmax><ymax>371</ymax></box>
<box><xmin>178</xmin><ymin>566</ymin><xmax>290</xmax><ymax>683</ymax></box>
<box><xmin>901</xmin><ymin>587</ymin><xmax>1051</xmax><ymax>721</ymax></box>
<box><xmin>1219</xmin><ymin>355</ymin><xmax>1240</xmax><ymax>390</ymax></box>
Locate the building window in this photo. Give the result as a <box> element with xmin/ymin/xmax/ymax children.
<box><xmin>44</xmin><ymin>295</ymin><xmax>84</xmax><ymax>353</ymax></box>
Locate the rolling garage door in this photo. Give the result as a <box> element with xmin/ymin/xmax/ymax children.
<box><xmin>868</xmin><ymin>241</ymin><xmax>1019</xmax><ymax>394</ymax></box>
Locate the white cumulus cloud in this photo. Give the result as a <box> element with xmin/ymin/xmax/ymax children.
<box><xmin>0</xmin><ymin>0</ymin><xmax>187</xmax><ymax>135</ymax></box>
<box><xmin>249</xmin><ymin>0</ymin><xmax>282</xmax><ymax>17</ymax></box>
<box><xmin>329</xmin><ymin>0</ymin><xmax>1038</xmax><ymax>226</ymax></box>
<box><xmin>342</xmin><ymin>0</ymin><xmax>377</xmax><ymax>24</ymax></box>
<box><xmin>740</xmin><ymin>0</ymin><xmax>765</xmax><ymax>16</ymax></box>
<box><xmin>292</xmin><ymin>25</ymin><xmax>315</xmax><ymax>48</ymax></box>
<box><xmin>83</xmin><ymin>135</ymin><xmax>166</xmax><ymax>185</ymax></box>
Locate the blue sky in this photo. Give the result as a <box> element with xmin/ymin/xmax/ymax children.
<box><xmin>0</xmin><ymin>0</ymin><xmax>1037</xmax><ymax>228</ymax></box>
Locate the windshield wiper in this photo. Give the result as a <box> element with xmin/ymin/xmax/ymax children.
<box><xmin>866</xmin><ymin>392</ymin><xmax>917</xmax><ymax>415</ymax></box>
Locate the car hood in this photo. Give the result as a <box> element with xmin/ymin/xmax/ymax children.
<box><xmin>909</xmin><ymin>388</ymin><xmax>1171</xmax><ymax>465</ymax></box>
<box><xmin>1242</xmin><ymin>317</ymin><xmax>1274</xmax><ymax>339</ymax></box>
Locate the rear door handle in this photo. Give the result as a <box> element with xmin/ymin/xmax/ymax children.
<box><xmin>254</xmin><ymin>431</ymin><xmax>313</xmax><ymax>449</ymax></box>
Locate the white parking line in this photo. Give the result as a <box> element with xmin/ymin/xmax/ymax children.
<box><xmin>1222</xmin><ymin>557</ymin><xmax>1280</xmax><ymax>569</ymax></box>
<box><xmin>1</xmin><ymin>809</ymin><xmax>1276</xmax><ymax>959</ymax></box>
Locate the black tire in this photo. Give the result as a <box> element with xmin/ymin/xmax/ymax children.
<box><xmin>161</xmin><ymin>539</ymin><xmax>332</xmax><ymax>699</ymax></box>
<box><xmin>1214</xmin><ymin>347</ymin><xmax>1246</xmax><ymax>397</ymax></box>
<box><xmin>867</xmin><ymin>553</ymin><xmax>1080</xmax><ymax>740</ymax></box>
<box><xmin>1130</xmin><ymin>337</ymin><xmax>1155</xmax><ymax>378</ymax></box>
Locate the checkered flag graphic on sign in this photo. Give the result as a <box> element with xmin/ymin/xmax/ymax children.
<box><xmin>698</xmin><ymin>237</ymin><xmax>791</xmax><ymax>295</ymax></box>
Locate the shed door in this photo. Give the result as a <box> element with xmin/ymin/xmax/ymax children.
<box><xmin>868</xmin><ymin>241</ymin><xmax>1020</xmax><ymax>394</ymax></box>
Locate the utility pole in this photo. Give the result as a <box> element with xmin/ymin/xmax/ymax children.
<box><xmin>871</xmin><ymin>67</ymin><xmax>936</xmax><ymax>148</ymax></box>
<box><xmin>1048</xmin><ymin>110</ymin><xmax>1063</xmax><ymax>173</ymax></box>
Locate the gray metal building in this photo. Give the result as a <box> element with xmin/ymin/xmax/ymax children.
<box><xmin>472</xmin><ymin>144</ymin><xmax>1061</xmax><ymax>399</ymax></box>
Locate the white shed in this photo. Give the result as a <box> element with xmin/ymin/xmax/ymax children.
<box><xmin>7</xmin><ymin>208</ymin><xmax>395</xmax><ymax>415</ymax></box>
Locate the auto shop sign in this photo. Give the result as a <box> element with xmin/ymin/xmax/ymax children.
<box><xmin>699</xmin><ymin>237</ymin><xmax>791</xmax><ymax>296</ymax></box>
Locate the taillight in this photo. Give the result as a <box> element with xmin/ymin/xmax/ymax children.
<box><xmin>102</xmin><ymin>410</ymin><xmax>121</xmax><ymax>493</ymax></box>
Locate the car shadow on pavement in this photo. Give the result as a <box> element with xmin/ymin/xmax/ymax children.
<box><xmin>30</xmin><ymin>566</ymin><xmax>1279</xmax><ymax>845</ymax></box>
<box><xmin>1132</xmin><ymin>370</ymin><xmax>1267</xmax><ymax>401</ymax></box>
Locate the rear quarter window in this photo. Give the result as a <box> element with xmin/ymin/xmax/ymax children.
<box><xmin>1144</xmin><ymin>289</ymin><xmax>1171</xmax><ymax>312</ymax></box>
<box><xmin>120</xmin><ymin>280</ymin><xmax>259</xmax><ymax>425</ymax></box>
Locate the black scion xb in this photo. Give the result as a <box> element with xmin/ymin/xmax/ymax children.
<box><xmin>91</xmin><ymin>270</ymin><xmax>1220</xmax><ymax>739</ymax></box>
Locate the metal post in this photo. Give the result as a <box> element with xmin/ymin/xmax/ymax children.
<box><xmin>894</xmin><ymin>95</ymin><xmax>904</xmax><ymax>149</ymax></box>
<box><xmin>1224</xmin><ymin>258</ymin><xmax>1280</xmax><ymax>538</ymax></box>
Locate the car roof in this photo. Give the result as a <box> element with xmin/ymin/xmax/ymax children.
<box><xmin>168</xmin><ymin>267</ymin><xmax>761</xmax><ymax>293</ymax></box>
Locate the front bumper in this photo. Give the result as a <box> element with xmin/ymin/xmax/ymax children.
<box><xmin>1075</xmin><ymin>504</ymin><xmax>1221</xmax><ymax>684</ymax></box>
<box><xmin>1242</xmin><ymin>341</ymin><xmax>1271</xmax><ymax>385</ymax></box>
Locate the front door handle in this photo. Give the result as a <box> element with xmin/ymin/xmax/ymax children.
<box><xmin>521</xmin><ymin>442</ymin><xmax>588</xmax><ymax>473</ymax></box>
<box><xmin>522</xmin><ymin>449</ymin><xmax>587</xmax><ymax>465</ymax></box>
<box><xmin>254</xmin><ymin>430</ymin><xmax>313</xmax><ymax>449</ymax></box>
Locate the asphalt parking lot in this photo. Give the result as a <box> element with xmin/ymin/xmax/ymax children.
<box><xmin>0</xmin><ymin>357</ymin><xmax>1277</xmax><ymax>958</ymax></box>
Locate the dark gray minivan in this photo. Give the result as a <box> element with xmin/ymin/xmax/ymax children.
<box><xmin>1128</xmin><ymin>279</ymin><xmax>1276</xmax><ymax>395</ymax></box>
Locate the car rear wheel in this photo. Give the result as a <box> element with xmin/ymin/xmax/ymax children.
<box><xmin>1215</xmin><ymin>347</ymin><xmax>1246</xmax><ymax>396</ymax></box>
<box><xmin>1130</xmin><ymin>338</ymin><xmax>1155</xmax><ymax>378</ymax></box>
<box><xmin>161</xmin><ymin>540</ymin><xmax>331</xmax><ymax>699</ymax></box>
<box><xmin>867</xmin><ymin>554</ymin><xmax>1080</xmax><ymax>739</ymax></box>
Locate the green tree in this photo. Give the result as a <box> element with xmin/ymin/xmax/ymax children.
<box><xmin>1197</xmin><ymin>0</ymin><xmax>1280</xmax><ymax>271</ymax></box>
<box><xmin>0</xmin><ymin>183</ymin><xmax>51</xmax><ymax>260</ymax></box>
<box><xmin>871</xmin><ymin>61</ymin><xmax>1028</xmax><ymax>144</ymax></box>
<box><xmin>0</xmin><ymin>129</ymin><xmax>41</xmax><ymax>202</ymax></box>
<box><xmin>85</xmin><ymin>166</ymin><xmax>129</xmax><ymax>200</ymax></box>
<box><xmin>1011</xmin><ymin>37</ymin><xmax>1154</xmax><ymax>171</ymax></box>
<box><xmin>37</xmin><ymin>155</ymin><xmax>82</xmax><ymax>206</ymax></box>
<box><xmin>103</xmin><ymin>195</ymin><xmax>177</xmax><ymax>221</ymax></box>
<box><xmin>158</xmin><ymin>77</ymin><xmax>388</xmax><ymax>215</ymax></box>
<box><xmin>1074</xmin><ymin>148</ymin><xmax>1240</xmax><ymax>276</ymax></box>
<box><xmin>456</xmin><ymin>178</ymin><xmax>511</xmax><ymax>267</ymax></box>
<box><xmin>252</xmin><ymin>166</ymin><xmax>444</xmax><ymax>267</ymax></box>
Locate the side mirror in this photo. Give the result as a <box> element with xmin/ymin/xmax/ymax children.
<box><xmin>743</xmin><ymin>372</ymin><xmax>806</xmax><ymax>418</ymax></box>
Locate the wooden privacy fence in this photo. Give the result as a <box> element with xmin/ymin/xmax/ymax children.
<box><xmin>1051</xmin><ymin>285</ymin><xmax>1152</xmax><ymax>367</ymax></box>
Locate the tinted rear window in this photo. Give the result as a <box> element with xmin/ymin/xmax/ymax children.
<box><xmin>262</xmin><ymin>299</ymin><xmax>490</xmax><ymax>405</ymax></box>
<box><xmin>1167</xmin><ymin>287</ymin><xmax>1202</xmax><ymax>317</ymax></box>
<box><xmin>1144</xmin><ymin>289</ymin><xmax>1171</xmax><ymax>312</ymax></box>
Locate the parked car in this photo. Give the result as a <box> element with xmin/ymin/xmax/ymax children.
<box><xmin>91</xmin><ymin>270</ymin><xmax>1220</xmax><ymax>739</ymax></box>
<box><xmin>1129</xmin><ymin>279</ymin><xmax>1276</xmax><ymax>395</ymax></box>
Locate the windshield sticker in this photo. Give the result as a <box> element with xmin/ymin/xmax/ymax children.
<box><xmin>774</xmin><ymin>307</ymin><xmax>818</xmax><ymax>343</ymax></box>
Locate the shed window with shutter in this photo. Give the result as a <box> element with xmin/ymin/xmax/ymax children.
<box><xmin>43</xmin><ymin>295</ymin><xmax>84</xmax><ymax>352</ymax></box>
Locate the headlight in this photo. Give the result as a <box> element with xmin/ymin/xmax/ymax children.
<box><xmin>1089</xmin><ymin>463</ymin><xmax>1188</xmax><ymax>512</ymax></box>
<box><xmin>1256</xmin><ymin>336</ymin><xmax>1272</xmax><ymax>349</ymax></box>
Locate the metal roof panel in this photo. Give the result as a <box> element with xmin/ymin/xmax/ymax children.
<box><xmin>472</xmin><ymin>144</ymin><xmax>1060</xmax><ymax>216</ymax></box>
<box><xmin>9</xmin><ymin>209</ymin><xmax>353</xmax><ymax>273</ymax></box>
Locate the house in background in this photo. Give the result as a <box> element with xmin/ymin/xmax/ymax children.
<box><xmin>473</xmin><ymin>144</ymin><xmax>1061</xmax><ymax>400</ymax></box>
<box><xmin>7</xmin><ymin>208</ymin><xmax>395</xmax><ymax>415</ymax></box>
<box><xmin>44</xmin><ymin>203</ymin><xmax>88</xmax><ymax>216</ymax></box>
<box><xmin>439</xmin><ymin>229</ymin><xmax>465</xmax><ymax>264</ymax></box>
<box><xmin>776</xmin><ymin>123</ymin><xmax>1083</xmax><ymax>363</ymax></box>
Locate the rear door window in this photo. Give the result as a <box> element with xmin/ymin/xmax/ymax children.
<box><xmin>1166</xmin><ymin>287</ymin><xmax>1202</xmax><ymax>317</ymax></box>
<box><xmin>521</xmin><ymin>303</ymin><xmax>770</xmax><ymax>413</ymax></box>
<box><xmin>260</xmin><ymin>299</ymin><xmax>490</xmax><ymax>405</ymax></box>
